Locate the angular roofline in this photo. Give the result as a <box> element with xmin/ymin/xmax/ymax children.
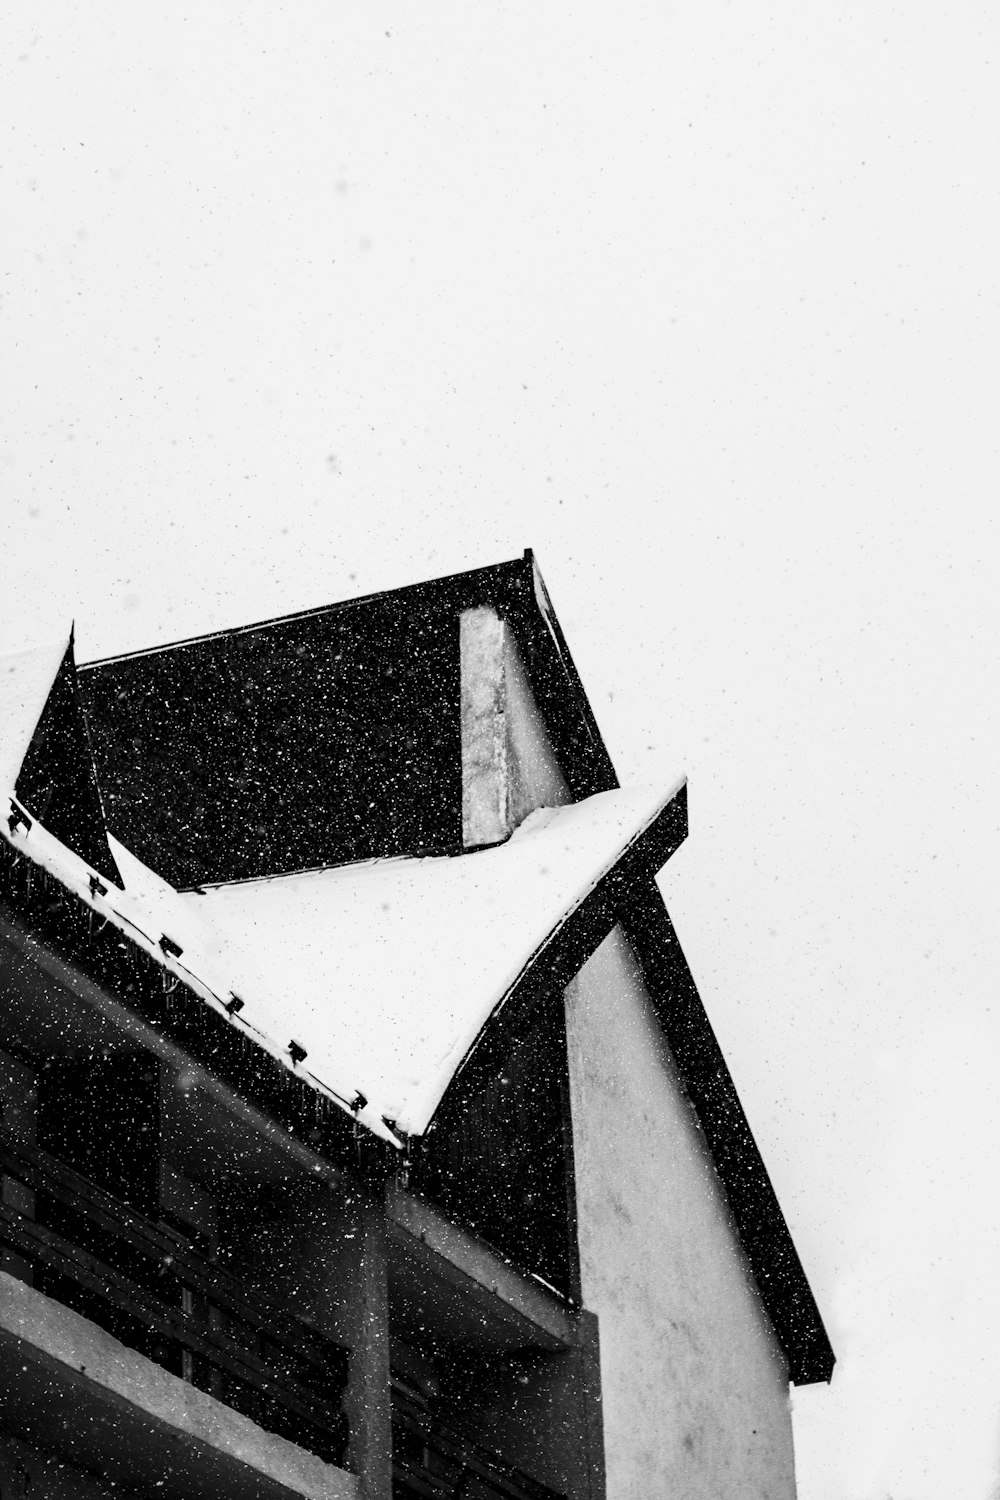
<box><xmin>0</xmin><ymin>839</ymin><xmax>394</xmax><ymax>1179</ymax></box>
<box><xmin>79</xmin><ymin>550</ymin><xmax>620</xmax><ymax>806</ymax></box>
<box><xmin>429</xmin><ymin>780</ymin><xmax>835</xmax><ymax>1388</ymax></box>
<box><xmin>431</xmin><ymin>782</ymin><xmax>689</xmax><ymax>1122</ymax></box>
<box><xmin>81</xmin><ymin>557</ymin><xmax>533</xmax><ymax>665</ymax></box>
<box><xmin>620</xmin><ymin>881</ymin><xmax>836</xmax><ymax>1386</ymax></box>
<box><xmin>13</xmin><ymin>641</ymin><xmax>122</xmax><ymax>886</ymax></box>
<box><xmin>20</xmin><ymin>559</ymin><xmax>833</xmax><ymax>1385</ymax></box>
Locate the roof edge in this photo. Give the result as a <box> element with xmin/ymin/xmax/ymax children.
<box><xmin>77</xmin><ymin>548</ymin><xmax>621</xmax><ymax>813</ymax></box>
<box><xmin>78</xmin><ymin>555</ymin><xmax>531</xmax><ymax>670</ymax></box>
<box><xmin>426</xmin><ymin>779</ymin><xmax>834</xmax><ymax>1387</ymax></box>
<box><xmin>0</xmin><ymin>833</ymin><xmax>397</xmax><ymax>1178</ymax></box>
<box><xmin>427</xmin><ymin>781</ymin><xmax>689</xmax><ymax>1128</ymax></box>
<box><xmin>497</xmin><ymin>551</ymin><xmax>619</xmax><ymax>800</ymax></box>
<box><xmin>619</xmin><ymin>882</ymin><xmax>836</xmax><ymax>1386</ymax></box>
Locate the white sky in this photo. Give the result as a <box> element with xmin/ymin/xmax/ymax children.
<box><xmin>2</xmin><ymin>5</ymin><xmax>999</xmax><ymax>1496</ymax></box>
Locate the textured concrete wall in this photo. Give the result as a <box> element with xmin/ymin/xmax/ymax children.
<box><xmin>460</xmin><ymin>607</ymin><xmax>570</xmax><ymax>847</ymax></box>
<box><xmin>564</xmin><ymin>928</ymin><xmax>797</xmax><ymax>1500</ymax></box>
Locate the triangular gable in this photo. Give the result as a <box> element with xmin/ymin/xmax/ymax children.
<box><xmin>13</xmin><ymin>637</ymin><xmax>121</xmax><ymax>885</ymax></box>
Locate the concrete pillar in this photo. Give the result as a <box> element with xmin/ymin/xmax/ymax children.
<box><xmin>460</xmin><ymin>607</ymin><xmax>571</xmax><ymax>849</ymax></box>
<box><xmin>253</xmin><ymin>1184</ymin><xmax>392</xmax><ymax>1500</ymax></box>
<box><xmin>337</xmin><ymin>1196</ymin><xmax>392</xmax><ymax>1500</ymax></box>
<box><xmin>460</xmin><ymin>606</ymin><xmax>508</xmax><ymax>847</ymax></box>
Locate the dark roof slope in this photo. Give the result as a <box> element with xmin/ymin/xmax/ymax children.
<box><xmin>16</xmin><ymin>639</ymin><xmax>121</xmax><ymax>885</ymax></box>
<box><xmin>620</xmin><ymin>881</ymin><xmax>836</xmax><ymax>1385</ymax></box>
<box><xmin>429</xmin><ymin>790</ymin><xmax>835</xmax><ymax>1386</ymax></box>
<box><xmin>78</xmin><ymin>551</ymin><xmax>616</xmax><ymax>889</ymax></box>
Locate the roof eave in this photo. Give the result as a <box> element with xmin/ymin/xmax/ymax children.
<box><xmin>496</xmin><ymin>550</ymin><xmax>620</xmax><ymax>801</ymax></box>
<box><xmin>619</xmin><ymin>882</ymin><xmax>836</xmax><ymax>1386</ymax></box>
<box><xmin>0</xmin><ymin>832</ymin><xmax>396</xmax><ymax>1180</ymax></box>
<box><xmin>430</xmin><ymin>777</ymin><xmax>835</xmax><ymax>1387</ymax></box>
<box><xmin>429</xmin><ymin>781</ymin><xmax>689</xmax><ymax>1122</ymax></box>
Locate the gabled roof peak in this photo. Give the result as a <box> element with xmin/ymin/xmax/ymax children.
<box><xmin>1</xmin><ymin>634</ymin><xmax>121</xmax><ymax>884</ymax></box>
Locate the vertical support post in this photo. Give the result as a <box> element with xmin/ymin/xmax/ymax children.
<box><xmin>233</xmin><ymin>1167</ymin><xmax>393</xmax><ymax>1498</ymax></box>
<box><xmin>339</xmin><ymin>1189</ymin><xmax>393</xmax><ymax>1500</ymax></box>
<box><xmin>575</xmin><ymin>1308</ymin><xmax>607</xmax><ymax>1500</ymax></box>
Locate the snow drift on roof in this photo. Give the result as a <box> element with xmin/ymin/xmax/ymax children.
<box><xmin>2</xmin><ymin>721</ymin><xmax>683</xmax><ymax>1145</ymax></box>
<box><xmin>187</xmin><ymin>781</ymin><xmax>684</xmax><ymax>1136</ymax></box>
<box><xmin>0</xmin><ymin>637</ymin><xmax>70</xmax><ymax>788</ymax></box>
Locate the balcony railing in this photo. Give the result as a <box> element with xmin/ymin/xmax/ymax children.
<box><xmin>391</xmin><ymin>1373</ymin><xmax>566</xmax><ymax>1500</ymax></box>
<box><xmin>0</xmin><ymin>1130</ymin><xmax>349</xmax><ymax>1467</ymax></box>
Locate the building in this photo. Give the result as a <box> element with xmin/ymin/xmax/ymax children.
<box><xmin>0</xmin><ymin>550</ymin><xmax>833</xmax><ymax>1500</ymax></box>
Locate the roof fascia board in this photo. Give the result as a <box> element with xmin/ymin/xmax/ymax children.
<box><xmin>618</xmin><ymin>882</ymin><xmax>836</xmax><ymax>1386</ymax></box>
<box><xmin>427</xmin><ymin>783</ymin><xmax>689</xmax><ymax>1122</ymax></box>
<box><xmin>428</xmin><ymin>778</ymin><xmax>835</xmax><ymax>1386</ymax></box>
<box><xmin>78</xmin><ymin>558</ymin><xmax>531</xmax><ymax>670</ymax></box>
<box><xmin>77</xmin><ymin>548</ymin><xmax>620</xmax><ymax>809</ymax></box>
<box><xmin>495</xmin><ymin>552</ymin><xmax>619</xmax><ymax>801</ymax></box>
<box><xmin>0</xmin><ymin>841</ymin><xmax>395</xmax><ymax>1183</ymax></box>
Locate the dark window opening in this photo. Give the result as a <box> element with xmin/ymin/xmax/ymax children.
<box><xmin>411</xmin><ymin>997</ymin><xmax>579</xmax><ymax>1301</ymax></box>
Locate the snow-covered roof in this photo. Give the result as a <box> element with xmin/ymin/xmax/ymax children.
<box><xmin>183</xmin><ymin>781</ymin><xmax>684</xmax><ymax>1136</ymax></box>
<box><xmin>76</xmin><ymin>551</ymin><xmax>620</xmax><ymax>889</ymax></box>
<box><xmin>1</xmin><ymin>778</ymin><xmax>683</xmax><ymax>1142</ymax></box>
<box><xmin>1</xmin><ymin>626</ymin><xmax>685</xmax><ymax>1140</ymax></box>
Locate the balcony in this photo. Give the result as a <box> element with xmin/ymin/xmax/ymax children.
<box><xmin>0</xmin><ymin>916</ymin><xmax>596</xmax><ymax>1500</ymax></box>
<box><xmin>0</xmin><ymin>1127</ymin><xmax>349</xmax><ymax>1469</ymax></box>
<box><xmin>391</xmin><ymin>1369</ymin><xmax>568</xmax><ymax>1500</ymax></box>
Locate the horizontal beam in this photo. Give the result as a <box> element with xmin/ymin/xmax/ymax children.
<box><xmin>0</xmin><ymin>1269</ymin><xmax>357</xmax><ymax>1500</ymax></box>
<box><xmin>387</xmin><ymin>1185</ymin><xmax>576</xmax><ymax>1353</ymax></box>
